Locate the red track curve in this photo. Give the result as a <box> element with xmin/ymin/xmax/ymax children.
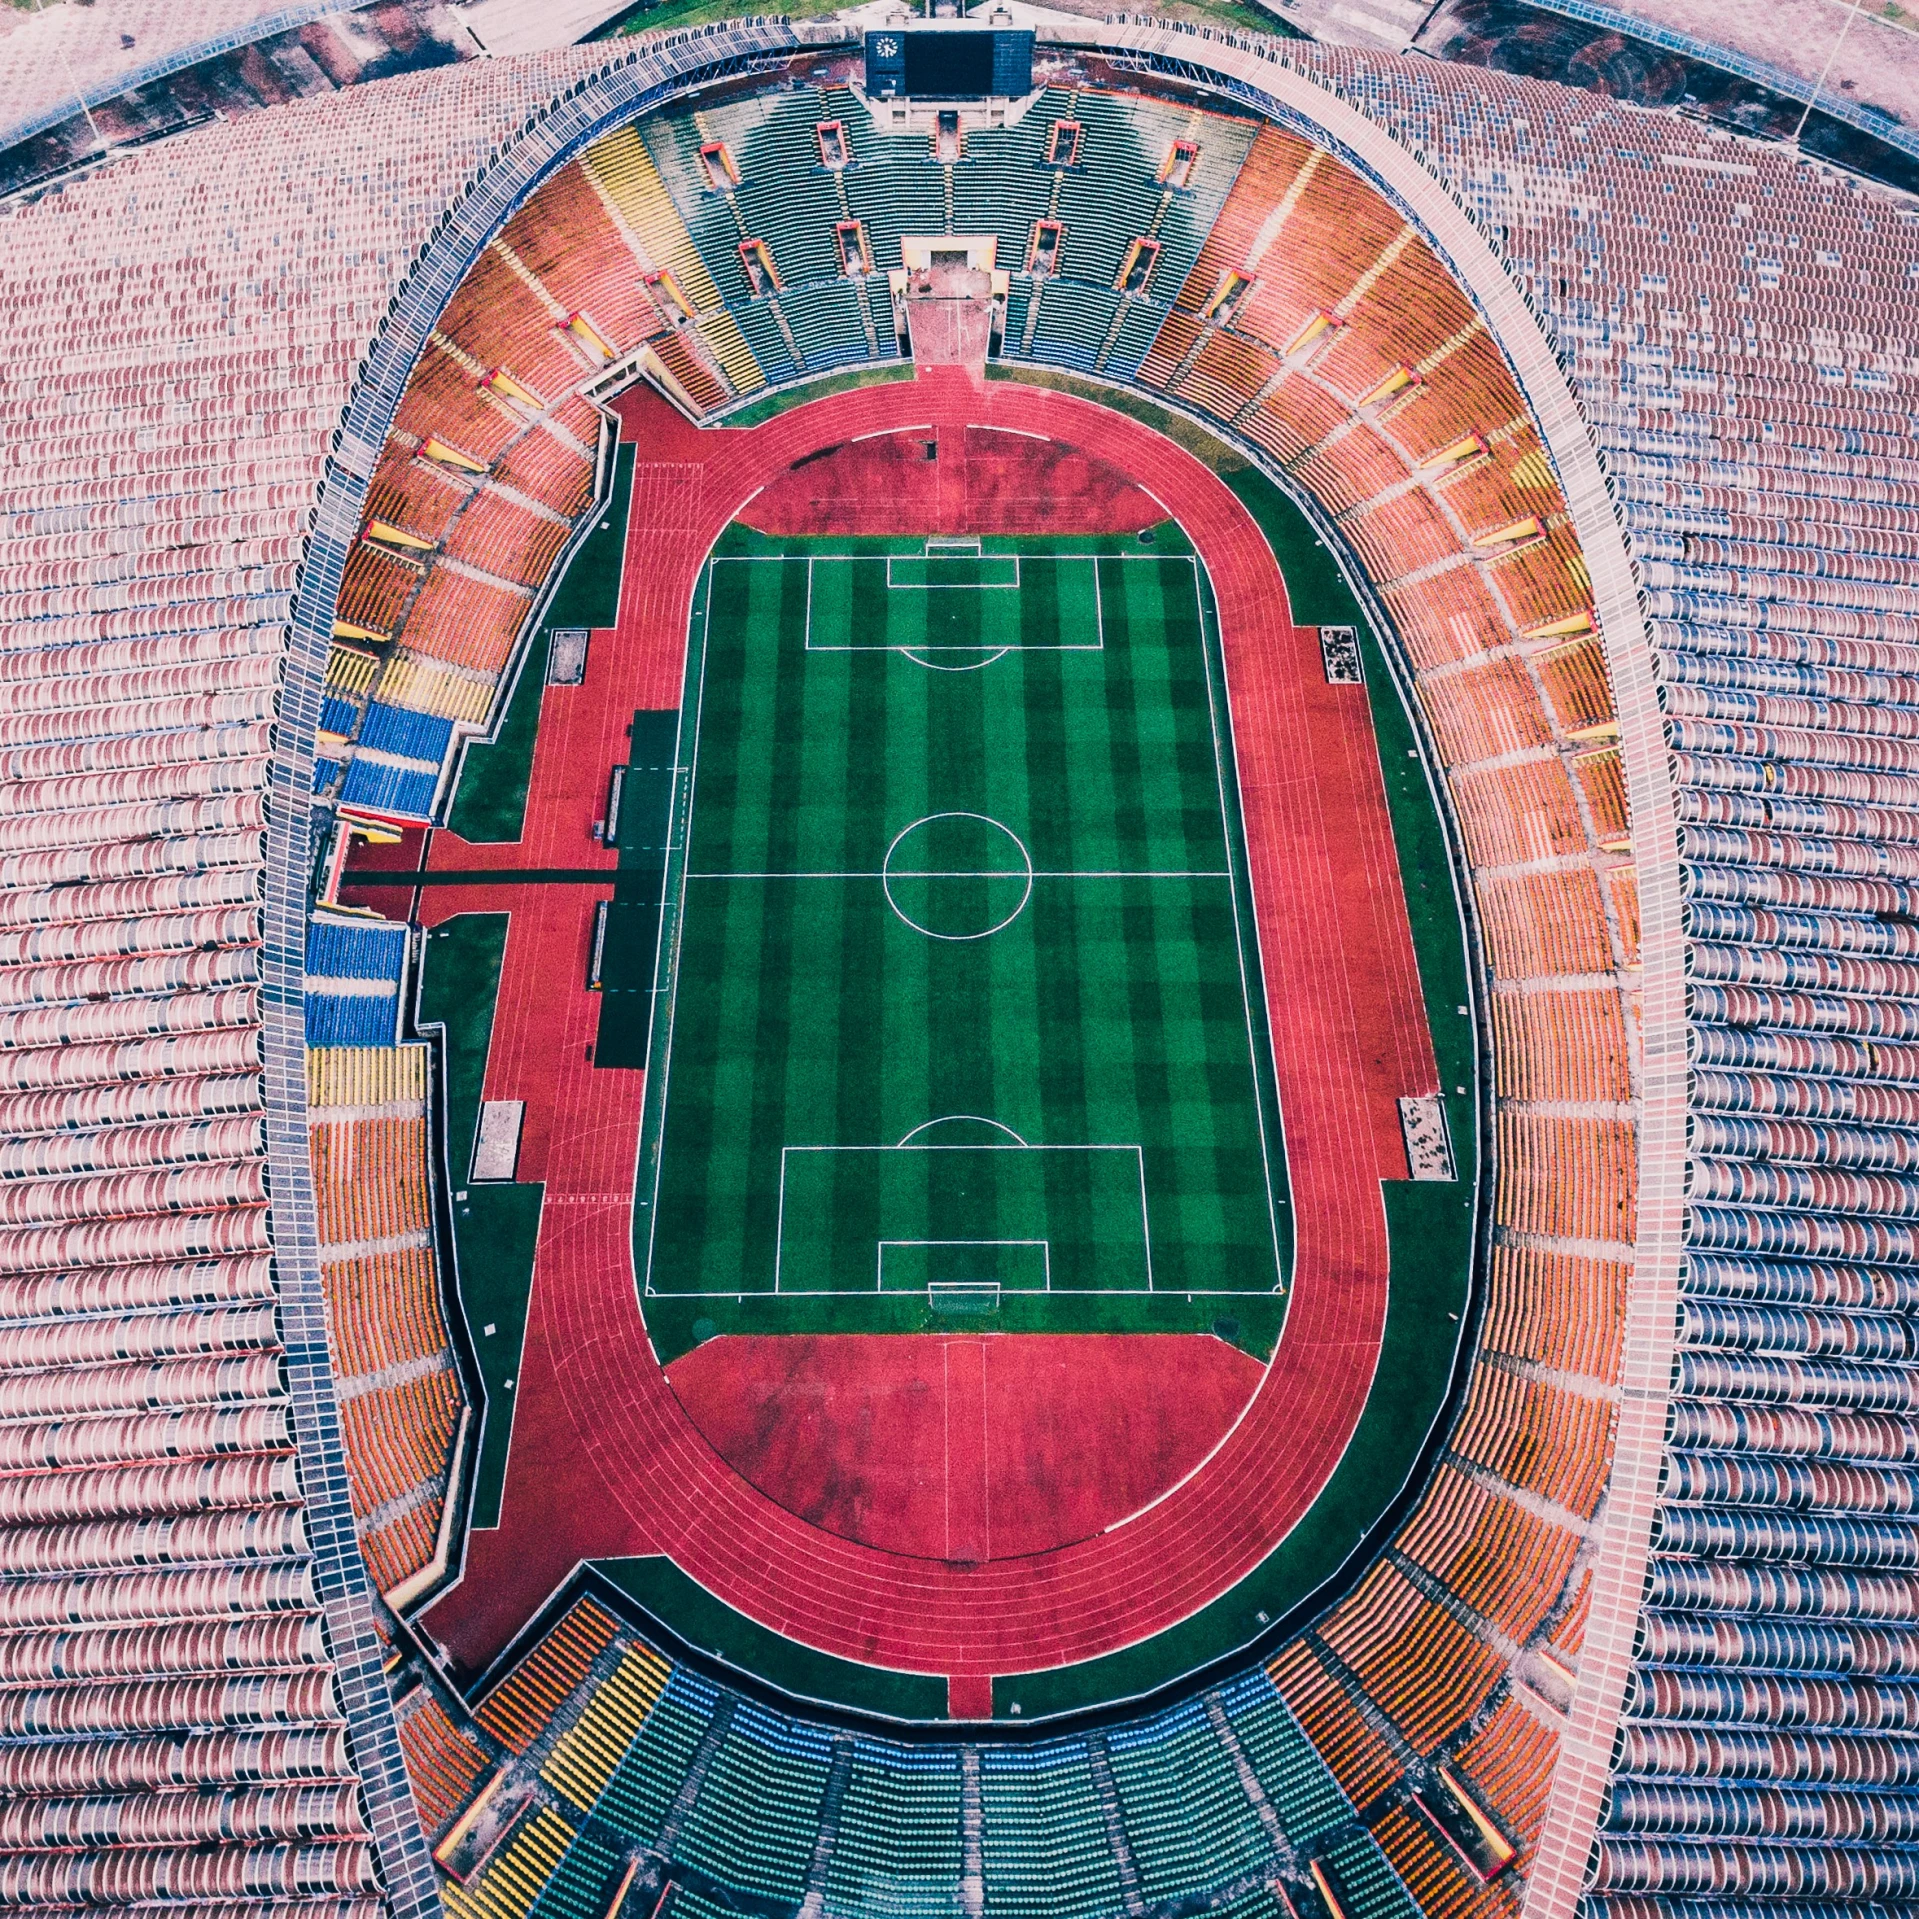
<box><xmin>417</xmin><ymin>367</ymin><xmax>1436</xmax><ymax>1693</ymax></box>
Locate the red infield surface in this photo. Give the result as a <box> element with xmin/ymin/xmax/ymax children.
<box><xmin>411</xmin><ymin>368</ymin><xmax>1438</xmax><ymax>1700</ymax></box>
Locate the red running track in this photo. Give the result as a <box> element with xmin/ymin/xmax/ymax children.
<box><xmin>667</xmin><ymin>1333</ymin><xmax>1267</xmax><ymax>1563</ymax></box>
<box><xmin>418</xmin><ymin>367</ymin><xmax>1437</xmax><ymax>1696</ymax></box>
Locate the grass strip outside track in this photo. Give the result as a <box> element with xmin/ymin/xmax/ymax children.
<box><xmin>418</xmin><ymin>913</ymin><xmax>545</xmax><ymax>1530</ymax></box>
<box><xmin>718</xmin><ymin>363</ymin><xmax>916</xmax><ymax>428</ymax></box>
<box><xmin>448</xmin><ymin>442</ymin><xmax>638</xmax><ymax>843</ymax></box>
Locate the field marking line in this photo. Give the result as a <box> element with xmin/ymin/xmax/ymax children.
<box><xmin>897</xmin><ymin>1115</ymin><xmax>1029</xmax><ymax>1145</ymax></box>
<box><xmin>876</xmin><ymin>1239</ymin><xmax>1052</xmax><ymax>1293</ymax></box>
<box><xmin>774</xmin><ymin>1142</ymin><xmax>1149</xmax><ymax>1296</ymax></box>
<box><xmin>661</xmin><ymin>1286</ymin><xmax>1259</xmax><ymax>1297</ymax></box>
<box><xmin>714</xmin><ymin>551</ymin><xmax>1185</xmax><ymax>564</ymax></box>
<box><xmin>638</xmin><ymin>558</ymin><xmax>718</xmax><ymax>1301</ymax></box>
<box><xmin>881</xmin><ymin>812</ymin><xmax>1033</xmax><ymax>941</ymax></box>
<box><xmin>1192</xmin><ymin>532</ymin><xmax>1290</xmax><ymax>1330</ymax></box>
<box><xmin>898</xmin><ymin>649</ymin><xmax>1014</xmax><ymax>673</ymax></box>
<box><xmin>884</xmin><ymin>551</ymin><xmax>1021</xmax><ymax>590</ymax></box>
<box><xmin>781</xmin><ymin>1142</ymin><xmax>1145</xmax><ymax>1153</ymax></box>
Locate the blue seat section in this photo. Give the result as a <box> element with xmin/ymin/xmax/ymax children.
<box><xmin>1030</xmin><ymin>279</ymin><xmax>1125</xmax><ymax>373</ymax></box>
<box><xmin>311</xmin><ymin>756</ymin><xmax>342</xmax><ymax>797</ymax></box>
<box><xmin>1219</xmin><ymin>1669</ymin><xmax>1355</xmax><ymax>1847</ymax></box>
<box><xmin>305</xmin><ymin>913</ymin><xmax>408</xmax><ymax>1049</ymax></box>
<box><xmin>1108</xmin><ymin>1700</ymin><xmax>1271</xmax><ymax>1903</ymax></box>
<box><xmin>949</xmin><ymin>93</ymin><xmax>1058</xmax><ymax>257</ymax></box>
<box><xmin>1057</xmin><ymin>91</ymin><xmax>1253</xmax><ymax>297</ymax></box>
<box><xmin>978</xmin><ymin>1740</ymin><xmax>1125</xmax><ymax>1919</ymax></box>
<box><xmin>529</xmin><ymin>1825</ymin><xmax>623</xmax><ymax>1919</ymax></box>
<box><xmin>594</xmin><ymin>1667</ymin><xmax>721</xmax><ymax>1850</ymax></box>
<box><xmin>834</xmin><ymin>93</ymin><xmax>945</xmax><ymax>277</ymax></box>
<box><xmin>308</xmin><ymin>916</ymin><xmax>408</xmax><ymax>983</ymax></box>
<box><xmin>708</xmin><ymin>94</ymin><xmax>847</xmax><ymax>288</ymax></box>
<box><xmin>640</xmin><ymin>112</ymin><xmax>760</xmax><ymax>298</ymax></box>
<box><xmin>1106</xmin><ymin>299</ymin><xmax>1166</xmax><ymax>381</ymax></box>
<box><xmin>1001</xmin><ymin>283</ymin><xmax>1031</xmax><ymax>350</ymax></box>
<box><xmin>780</xmin><ymin>280</ymin><xmax>876</xmax><ymax>374</ymax></box>
<box><xmin>673</xmin><ymin>1701</ymin><xmax>833</xmax><ymax>1906</ymax></box>
<box><xmin>732</xmin><ymin>296</ymin><xmax>800</xmax><ymax>383</ymax></box>
<box><xmin>304</xmin><ymin>991</ymin><xmax>401</xmax><ymax>1048</ymax></box>
<box><xmin>338</xmin><ymin>754</ymin><xmax>440</xmax><ymax>819</ymax></box>
<box><xmin>356</xmin><ymin>701</ymin><xmax>455</xmax><ymax>764</ymax></box>
<box><xmin>823</xmin><ymin>1742</ymin><xmax>963</xmax><ymax>1918</ymax></box>
<box><xmin>320</xmin><ymin>693</ymin><xmax>359</xmax><ymax>738</ymax></box>
<box><xmin>338</xmin><ymin>700</ymin><xmax>454</xmax><ymax>821</ymax></box>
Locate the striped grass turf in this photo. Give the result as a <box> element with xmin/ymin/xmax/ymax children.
<box><xmin>632</xmin><ymin>525</ymin><xmax>1288</xmax><ymax>1359</ymax></box>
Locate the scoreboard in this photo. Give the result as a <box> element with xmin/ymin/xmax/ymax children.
<box><xmin>864</xmin><ymin>28</ymin><xmax>1036</xmax><ymax>99</ymax></box>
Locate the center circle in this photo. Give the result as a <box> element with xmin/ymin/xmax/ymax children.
<box><xmin>881</xmin><ymin>812</ymin><xmax>1034</xmax><ymax>941</ymax></box>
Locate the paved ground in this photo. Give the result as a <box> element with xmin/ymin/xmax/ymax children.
<box><xmin>1599</xmin><ymin>0</ymin><xmax>1919</xmax><ymax>128</ymax></box>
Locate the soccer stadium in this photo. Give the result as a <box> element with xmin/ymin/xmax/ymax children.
<box><xmin>0</xmin><ymin>0</ymin><xmax>1916</xmax><ymax>1909</ymax></box>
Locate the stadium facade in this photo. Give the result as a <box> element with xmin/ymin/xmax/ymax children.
<box><xmin>0</xmin><ymin>5</ymin><xmax>1914</xmax><ymax>1917</ymax></box>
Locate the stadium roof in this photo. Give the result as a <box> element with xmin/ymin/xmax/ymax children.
<box><xmin>0</xmin><ymin>0</ymin><xmax>404</xmax><ymax>151</ymax></box>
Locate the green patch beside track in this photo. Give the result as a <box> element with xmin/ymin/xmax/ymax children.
<box><xmin>418</xmin><ymin>913</ymin><xmax>545</xmax><ymax>1530</ymax></box>
<box><xmin>449</xmin><ymin>442</ymin><xmax>637</xmax><ymax>844</ymax></box>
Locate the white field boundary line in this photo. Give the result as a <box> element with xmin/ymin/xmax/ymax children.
<box><xmin>684</xmin><ymin>869</ymin><xmax>1232</xmax><ymax>879</ymax></box>
<box><xmin>884</xmin><ymin>553</ymin><xmax>1022</xmax><ymax>590</ymax></box>
<box><xmin>1190</xmin><ymin>517</ymin><xmax>1291</xmax><ymax>1335</ymax></box>
<box><xmin>636</xmin><ymin>561</ymin><xmax>717</xmax><ymax>1308</ymax></box>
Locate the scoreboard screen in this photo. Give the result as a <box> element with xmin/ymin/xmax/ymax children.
<box><xmin>864</xmin><ymin>29</ymin><xmax>1035</xmax><ymax>99</ymax></box>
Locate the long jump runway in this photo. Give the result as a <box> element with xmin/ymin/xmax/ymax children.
<box><xmin>420</xmin><ymin>367</ymin><xmax>1438</xmax><ymax>1705</ymax></box>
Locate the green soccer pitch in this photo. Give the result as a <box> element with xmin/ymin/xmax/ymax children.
<box><xmin>626</xmin><ymin>524</ymin><xmax>1291</xmax><ymax>1368</ymax></box>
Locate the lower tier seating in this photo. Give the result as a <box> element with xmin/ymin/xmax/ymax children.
<box><xmin>438</xmin><ymin>1607</ymin><xmax>1425</xmax><ymax>1919</ymax></box>
<box><xmin>307</xmin><ymin>1036</ymin><xmax>466</xmax><ymax>1602</ymax></box>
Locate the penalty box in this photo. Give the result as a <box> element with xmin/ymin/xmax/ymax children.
<box><xmin>773</xmin><ymin>1143</ymin><xmax>1154</xmax><ymax>1294</ymax></box>
<box><xmin>709</xmin><ymin>547</ymin><xmax>1136</xmax><ymax>656</ymax></box>
<box><xmin>804</xmin><ymin>552</ymin><xmax>1105</xmax><ymax>655</ymax></box>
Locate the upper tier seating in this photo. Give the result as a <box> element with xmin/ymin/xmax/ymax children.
<box><xmin>0</xmin><ymin>30</ymin><xmax>652</xmax><ymax>1899</ymax></box>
